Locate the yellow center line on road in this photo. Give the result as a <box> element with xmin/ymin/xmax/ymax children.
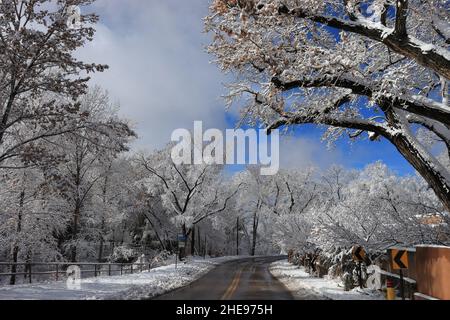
<box><xmin>221</xmin><ymin>268</ymin><xmax>243</xmax><ymax>300</ymax></box>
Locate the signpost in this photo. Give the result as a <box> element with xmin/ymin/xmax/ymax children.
<box><xmin>178</xmin><ymin>234</ymin><xmax>188</xmax><ymax>243</ymax></box>
<box><xmin>390</xmin><ymin>249</ymin><xmax>409</xmax><ymax>300</ymax></box>
<box><xmin>176</xmin><ymin>234</ymin><xmax>188</xmax><ymax>268</ymax></box>
<box><xmin>352</xmin><ymin>246</ymin><xmax>367</xmax><ymax>289</ymax></box>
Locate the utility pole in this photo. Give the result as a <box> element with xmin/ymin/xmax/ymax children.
<box><xmin>236</xmin><ymin>217</ymin><xmax>239</xmax><ymax>256</ymax></box>
<box><xmin>197</xmin><ymin>227</ymin><xmax>201</xmax><ymax>256</ymax></box>
<box><xmin>175</xmin><ymin>240</ymin><xmax>178</xmax><ymax>269</ymax></box>
<box><xmin>204</xmin><ymin>236</ymin><xmax>207</xmax><ymax>259</ymax></box>
<box><xmin>191</xmin><ymin>227</ymin><xmax>196</xmax><ymax>256</ymax></box>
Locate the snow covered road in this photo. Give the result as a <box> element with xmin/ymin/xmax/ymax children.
<box><xmin>0</xmin><ymin>258</ymin><xmax>387</xmax><ymax>300</ymax></box>
<box><xmin>0</xmin><ymin>257</ymin><xmax>243</xmax><ymax>300</ymax></box>
<box><xmin>156</xmin><ymin>256</ymin><xmax>292</xmax><ymax>300</ymax></box>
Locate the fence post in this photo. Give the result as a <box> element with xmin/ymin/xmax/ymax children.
<box><xmin>28</xmin><ymin>264</ymin><xmax>32</xmax><ymax>284</ymax></box>
<box><xmin>120</xmin><ymin>264</ymin><xmax>123</xmax><ymax>276</ymax></box>
<box><xmin>131</xmin><ymin>264</ymin><xmax>133</xmax><ymax>274</ymax></box>
<box><xmin>56</xmin><ymin>264</ymin><xmax>59</xmax><ymax>281</ymax></box>
<box><xmin>108</xmin><ymin>264</ymin><xmax>111</xmax><ymax>276</ymax></box>
<box><xmin>94</xmin><ymin>264</ymin><xmax>97</xmax><ymax>277</ymax></box>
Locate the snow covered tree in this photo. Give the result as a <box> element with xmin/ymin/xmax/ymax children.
<box><xmin>228</xmin><ymin>162</ymin><xmax>448</xmax><ymax>255</ymax></box>
<box><xmin>47</xmin><ymin>88</ymin><xmax>135</xmax><ymax>262</ymax></box>
<box><xmin>231</xmin><ymin>169</ymin><xmax>265</xmax><ymax>256</ymax></box>
<box><xmin>206</xmin><ymin>0</ymin><xmax>450</xmax><ymax>210</ymax></box>
<box><xmin>136</xmin><ymin>144</ymin><xmax>241</xmax><ymax>258</ymax></box>
<box><xmin>267</xmin><ymin>169</ymin><xmax>319</xmax><ymax>254</ymax></box>
<box><xmin>313</xmin><ymin>162</ymin><xmax>448</xmax><ymax>250</ymax></box>
<box><xmin>0</xmin><ymin>0</ymin><xmax>107</xmax><ymax>168</ymax></box>
<box><xmin>231</xmin><ymin>167</ymin><xmax>318</xmax><ymax>255</ymax></box>
<box><xmin>119</xmin><ymin>161</ymin><xmax>180</xmax><ymax>254</ymax></box>
<box><xmin>0</xmin><ymin>167</ymin><xmax>67</xmax><ymax>284</ymax></box>
<box><xmin>90</xmin><ymin>158</ymin><xmax>138</xmax><ymax>262</ymax></box>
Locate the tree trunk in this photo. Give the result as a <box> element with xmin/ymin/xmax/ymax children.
<box><xmin>389</xmin><ymin>130</ymin><xmax>450</xmax><ymax>212</ymax></box>
<box><xmin>24</xmin><ymin>251</ymin><xmax>31</xmax><ymax>283</ymax></box>
<box><xmin>97</xmin><ymin>210</ymin><xmax>106</xmax><ymax>262</ymax></box>
<box><xmin>10</xmin><ymin>189</ymin><xmax>25</xmax><ymax>285</ymax></box>
<box><xmin>98</xmin><ymin>169</ymin><xmax>109</xmax><ymax>263</ymax></box>
<box><xmin>145</xmin><ymin>209</ymin><xmax>167</xmax><ymax>251</ymax></box>
<box><xmin>70</xmin><ymin>156</ymin><xmax>83</xmax><ymax>263</ymax></box>
<box><xmin>9</xmin><ymin>246</ymin><xmax>19</xmax><ymax>286</ymax></box>
<box><xmin>251</xmin><ymin>210</ymin><xmax>259</xmax><ymax>256</ymax></box>
<box><xmin>70</xmin><ymin>203</ymin><xmax>81</xmax><ymax>263</ymax></box>
<box><xmin>98</xmin><ymin>236</ymin><xmax>104</xmax><ymax>263</ymax></box>
<box><xmin>145</xmin><ymin>215</ymin><xmax>166</xmax><ymax>251</ymax></box>
<box><xmin>236</xmin><ymin>217</ymin><xmax>239</xmax><ymax>256</ymax></box>
<box><xmin>380</xmin><ymin>106</ymin><xmax>450</xmax><ymax>212</ymax></box>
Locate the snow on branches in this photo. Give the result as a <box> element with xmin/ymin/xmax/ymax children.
<box><xmin>0</xmin><ymin>0</ymin><xmax>108</xmax><ymax>168</ymax></box>
<box><xmin>205</xmin><ymin>0</ymin><xmax>450</xmax><ymax>210</ymax></box>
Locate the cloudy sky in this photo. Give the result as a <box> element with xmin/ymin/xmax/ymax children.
<box><xmin>77</xmin><ymin>0</ymin><xmax>414</xmax><ymax>175</ymax></box>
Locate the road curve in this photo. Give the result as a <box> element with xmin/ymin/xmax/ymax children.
<box><xmin>154</xmin><ymin>256</ymin><xmax>294</xmax><ymax>300</ymax></box>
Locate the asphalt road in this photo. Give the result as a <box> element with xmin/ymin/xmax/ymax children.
<box><xmin>154</xmin><ymin>256</ymin><xmax>294</xmax><ymax>300</ymax></box>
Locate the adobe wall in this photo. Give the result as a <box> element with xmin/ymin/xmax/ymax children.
<box><xmin>415</xmin><ymin>246</ymin><xmax>450</xmax><ymax>300</ymax></box>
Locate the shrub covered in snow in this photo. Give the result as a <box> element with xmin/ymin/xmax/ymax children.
<box><xmin>292</xmin><ymin>247</ymin><xmax>375</xmax><ymax>291</ymax></box>
<box><xmin>109</xmin><ymin>246</ymin><xmax>138</xmax><ymax>263</ymax></box>
<box><xmin>149</xmin><ymin>250</ymin><xmax>173</xmax><ymax>268</ymax></box>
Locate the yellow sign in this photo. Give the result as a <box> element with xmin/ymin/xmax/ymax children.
<box><xmin>352</xmin><ymin>246</ymin><xmax>366</xmax><ymax>262</ymax></box>
<box><xmin>391</xmin><ymin>249</ymin><xmax>409</xmax><ymax>270</ymax></box>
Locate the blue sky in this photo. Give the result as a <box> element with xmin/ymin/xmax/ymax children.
<box><xmin>78</xmin><ymin>0</ymin><xmax>416</xmax><ymax>176</ymax></box>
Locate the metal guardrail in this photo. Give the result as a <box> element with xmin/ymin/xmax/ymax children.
<box><xmin>0</xmin><ymin>262</ymin><xmax>153</xmax><ymax>285</ymax></box>
<box><xmin>379</xmin><ymin>269</ymin><xmax>417</xmax><ymax>284</ymax></box>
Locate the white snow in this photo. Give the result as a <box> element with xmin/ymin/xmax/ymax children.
<box><xmin>409</xmin><ymin>36</ymin><xmax>450</xmax><ymax>61</ymax></box>
<box><xmin>419</xmin><ymin>43</ymin><xmax>435</xmax><ymax>53</ymax></box>
<box><xmin>407</xmin><ymin>94</ymin><xmax>450</xmax><ymax>113</ymax></box>
<box><xmin>358</xmin><ymin>19</ymin><xmax>393</xmax><ymax>40</ymax></box>
<box><xmin>0</xmin><ymin>256</ymin><xmax>242</xmax><ymax>300</ymax></box>
<box><xmin>356</xmin><ymin>16</ymin><xmax>450</xmax><ymax>61</ymax></box>
<box><xmin>378</xmin><ymin>270</ymin><xmax>416</xmax><ymax>285</ymax></box>
<box><xmin>415</xmin><ymin>244</ymin><xmax>450</xmax><ymax>250</ymax></box>
<box><xmin>270</xmin><ymin>260</ymin><xmax>385</xmax><ymax>300</ymax></box>
<box><xmin>414</xmin><ymin>292</ymin><xmax>439</xmax><ymax>300</ymax></box>
<box><xmin>432</xmin><ymin>17</ymin><xmax>450</xmax><ymax>41</ymax></box>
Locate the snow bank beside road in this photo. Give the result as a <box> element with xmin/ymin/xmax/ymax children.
<box><xmin>270</xmin><ymin>260</ymin><xmax>384</xmax><ymax>300</ymax></box>
<box><xmin>0</xmin><ymin>256</ymin><xmax>242</xmax><ymax>300</ymax></box>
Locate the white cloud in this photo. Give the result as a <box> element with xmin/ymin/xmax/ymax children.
<box><xmin>279</xmin><ymin>136</ymin><xmax>344</xmax><ymax>170</ymax></box>
<box><xmin>75</xmin><ymin>0</ymin><xmax>349</xmax><ymax>172</ymax></box>
<box><xmin>77</xmin><ymin>0</ymin><xmax>228</xmax><ymax>151</ymax></box>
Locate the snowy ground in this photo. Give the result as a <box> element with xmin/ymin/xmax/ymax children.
<box><xmin>0</xmin><ymin>256</ymin><xmax>242</xmax><ymax>300</ymax></box>
<box><xmin>270</xmin><ymin>260</ymin><xmax>385</xmax><ymax>300</ymax></box>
